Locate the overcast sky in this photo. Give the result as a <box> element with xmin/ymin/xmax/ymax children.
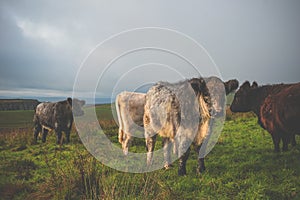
<box><xmin>0</xmin><ymin>1</ymin><xmax>300</xmax><ymax>99</ymax></box>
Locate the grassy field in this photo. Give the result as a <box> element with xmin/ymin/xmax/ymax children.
<box><xmin>0</xmin><ymin>105</ymin><xmax>300</xmax><ymax>199</ymax></box>
<box><xmin>0</xmin><ymin>110</ymin><xmax>34</xmax><ymax>128</ymax></box>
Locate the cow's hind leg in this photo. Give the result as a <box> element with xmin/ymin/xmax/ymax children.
<box><xmin>56</xmin><ymin>129</ymin><xmax>63</xmax><ymax>144</ymax></box>
<box><xmin>33</xmin><ymin>124</ymin><xmax>41</xmax><ymax>143</ymax></box>
<box><xmin>145</xmin><ymin>134</ymin><xmax>157</xmax><ymax>166</ymax></box>
<box><xmin>42</xmin><ymin>128</ymin><xmax>48</xmax><ymax>143</ymax></box>
<box><xmin>291</xmin><ymin>134</ymin><xmax>297</xmax><ymax>147</ymax></box>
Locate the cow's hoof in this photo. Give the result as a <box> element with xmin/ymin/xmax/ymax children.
<box><xmin>178</xmin><ymin>168</ymin><xmax>186</xmax><ymax>176</ymax></box>
<box><xmin>123</xmin><ymin>148</ymin><xmax>129</xmax><ymax>156</ymax></box>
<box><xmin>164</xmin><ymin>164</ymin><xmax>173</xmax><ymax>170</ymax></box>
<box><xmin>197</xmin><ymin>166</ymin><xmax>206</xmax><ymax>174</ymax></box>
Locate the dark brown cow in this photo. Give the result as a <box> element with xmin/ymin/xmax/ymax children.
<box><xmin>33</xmin><ymin>98</ymin><xmax>85</xmax><ymax>144</ymax></box>
<box><xmin>230</xmin><ymin>81</ymin><xmax>300</xmax><ymax>152</ymax></box>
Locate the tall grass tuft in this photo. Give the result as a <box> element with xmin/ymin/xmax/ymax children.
<box><xmin>28</xmin><ymin>144</ymin><xmax>178</xmax><ymax>199</ymax></box>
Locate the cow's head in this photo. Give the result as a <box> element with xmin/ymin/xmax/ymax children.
<box><xmin>189</xmin><ymin>77</ymin><xmax>212</xmax><ymax>115</ymax></box>
<box><xmin>230</xmin><ymin>81</ymin><xmax>258</xmax><ymax>112</ymax></box>
<box><xmin>203</xmin><ymin>77</ymin><xmax>226</xmax><ymax>116</ymax></box>
<box><xmin>189</xmin><ymin>78</ymin><xmax>210</xmax><ymax>97</ymax></box>
<box><xmin>224</xmin><ymin>79</ymin><xmax>239</xmax><ymax>95</ymax></box>
<box><xmin>68</xmin><ymin>98</ymin><xmax>85</xmax><ymax>116</ymax></box>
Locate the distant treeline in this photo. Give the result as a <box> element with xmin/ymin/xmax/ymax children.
<box><xmin>0</xmin><ymin>99</ymin><xmax>40</xmax><ymax>111</ymax></box>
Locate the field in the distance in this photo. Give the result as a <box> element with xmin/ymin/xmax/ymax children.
<box><xmin>0</xmin><ymin>104</ymin><xmax>300</xmax><ymax>199</ymax></box>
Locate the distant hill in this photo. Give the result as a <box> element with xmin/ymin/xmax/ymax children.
<box><xmin>0</xmin><ymin>99</ymin><xmax>40</xmax><ymax>111</ymax></box>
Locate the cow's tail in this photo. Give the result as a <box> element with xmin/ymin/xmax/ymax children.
<box><xmin>115</xmin><ymin>95</ymin><xmax>124</xmax><ymax>144</ymax></box>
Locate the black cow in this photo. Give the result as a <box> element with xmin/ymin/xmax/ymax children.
<box><xmin>230</xmin><ymin>81</ymin><xmax>300</xmax><ymax>152</ymax></box>
<box><xmin>33</xmin><ymin>98</ymin><xmax>85</xmax><ymax>144</ymax></box>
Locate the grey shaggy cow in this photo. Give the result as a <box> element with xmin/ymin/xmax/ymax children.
<box><xmin>116</xmin><ymin>77</ymin><xmax>238</xmax><ymax>157</ymax></box>
<box><xmin>33</xmin><ymin>98</ymin><xmax>85</xmax><ymax>144</ymax></box>
<box><xmin>144</xmin><ymin>78</ymin><xmax>212</xmax><ymax>175</ymax></box>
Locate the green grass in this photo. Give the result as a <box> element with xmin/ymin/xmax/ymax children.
<box><xmin>0</xmin><ymin>104</ymin><xmax>114</xmax><ymax>129</ymax></box>
<box><xmin>0</xmin><ymin>110</ymin><xmax>34</xmax><ymax>128</ymax></box>
<box><xmin>0</xmin><ymin>105</ymin><xmax>300</xmax><ymax>199</ymax></box>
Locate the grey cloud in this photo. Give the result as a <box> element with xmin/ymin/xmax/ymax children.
<box><xmin>0</xmin><ymin>0</ymin><xmax>300</xmax><ymax>99</ymax></box>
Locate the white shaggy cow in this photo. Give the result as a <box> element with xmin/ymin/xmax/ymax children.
<box><xmin>115</xmin><ymin>91</ymin><xmax>146</xmax><ymax>155</ymax></box>
<box><xmin>144</xmin><ymin>78</ymin><xmax>212</xmax><ymax>175</ymax></box>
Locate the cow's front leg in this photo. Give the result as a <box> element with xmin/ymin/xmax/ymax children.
<box><xmin>282</xmin><ymin>134</ymin><xmax>289</xmax><ymax>152</ymax></box>
<box><xmin>66</xmin><ymin>119</ymin><xmax>73</xmax><ymax>143</ymax></box>
<box><xmin>122</xmin><ymin>134</ymin><xmax>132</xmax><ymax>156</ymax></box>
<box><xmin>271</xmin><ymin>133</ymin><xmax>280</xmax><ymax>152</ymax></box>
<box><xmin>197</xmin><ymin>157</ymin><xmax>205</xmax><ymax>174</ymax></box>
<box><xmin>195</xmin><ymin>144</ymin><xmax>206</xmax><ymax>174</ymax></box>
<box><xmin>56</xmin><ymin>129</ymin><xmax>62</xmax><ymax>144</ymax></box>
<box><xmin>65</xmin><ymin>130</ymin><xmax>71</xmax><ymax>143</ymax></box>
<box><xmin>178</xmin><ymin>147</ymin><xmax>190</xmax><ymax>176</ymax></box>
<box><xmin>145</xmin><ymin>134</ymin><xmax>157</xmax><ymax>165</ymax></box>
<box><xmin>177</xmin><ymin>137</ymin><xmax>191</xmax><ymax>175</ymax></box>
<box><xmin>42</xmin><ymin>128</ymin><xmax>48</xmax><ymax>143</ymax></box>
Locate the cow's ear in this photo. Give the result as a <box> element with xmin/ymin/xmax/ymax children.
<box><xmin>224</xmin><ymin>79</ymin><xmax>239</xmax><ymax>94</ymax></box>
<box><xmin>190</xmin><ymin>80</ymin><xmax>201</xmax><ymax>93</ymax></box>
<box><xmin>251</xmin><ymin>81</ymin><xmax>258</xmax><ymax>88</ymax></box>
<box><xmin>67</xmin><ymin>98</ymin><xmax>72</xmax><ymax>105</ymax></box>
<box><xmin>231</xmin><ymin>79</ymin><xmax>239</xmax><ymax>90</ymax></box>
<box><xmin>241</xmin><ymin>81</ymin><xmax>251</xmax><ymax>89</ymax></box>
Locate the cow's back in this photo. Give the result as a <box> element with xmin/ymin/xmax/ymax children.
<box><xmin>144</xmin><ymin>84</ymin><xmax>180</xmax><ymax>139</ymax></box>
<box><xmin>116</xmin><ymin>91</ymin><xmax>146</xmax><ymax>145</ymax></box>
<box><xmin>34</xmin><ymin>100</ymin><xmax>73</xmax><ymax>130</ymax></box>
<box><xmin>144</xmin><ymin>80</ymin><xmax>204</xmax><ymax>140</ymax></box>
<box><xmin>125</xmin><ymin>92</ymin><xmax>145</xmax><ymax>126</ymax></box>
<box><xmin>34</xmin><ymin>102</ymin><xmax>56</xmax><ymax>130</ymax></box>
